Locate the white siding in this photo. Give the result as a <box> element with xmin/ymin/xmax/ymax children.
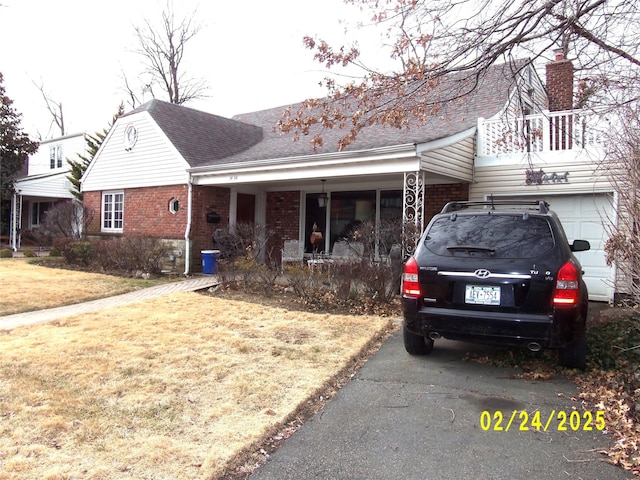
<box><xmin>82</xmin><ymin>111</ymin><xmax>191</xmax><ymax>192</ymax></box>
<box><xmin>421</xmin><ymin>135</ymin><xmax>474</xmax><ymax>182</ymax></box>
<box><xmin>16</xmin><ymin>173</ymin><xmax>74</xmax><ymax>199</ymax></box>
<box><xmin>470</xmin><ymin>149</ymin><xmax>612</xmax><ymax>201</ymax></box>
<box><xmin>27</xmin><ymin>133</ymin><xmax>86</xmax><ymax>177</ymax></box>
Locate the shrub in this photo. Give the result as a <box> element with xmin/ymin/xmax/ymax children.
<box><xmin>71</xmin><ymin>242</ymin><xmax>95</xmax><ymax>267</ymax></box>
<box><xmin>39</xmin><ymin>201</ymin><xmax>95</xmax><ymax>240</ymax></box>
<box><xmin>213</xmin><ymin>223</ymin><xmax>279</xmax><ymax>291</ymax></box>
<box><xmin>48</xmin><ymin>247</ymin><xmax>61</xmax><ymax>257</ymax></box>
<box><xmin>0</xmin><ymin>248</ymin><xmax>12</xmax><ymax>259</ymax></box>
<box><xmin>23</xmin><ymin>249</ymin><xmax>37</xmax><ymax>258</ymax></box>
<box><xmin>284</xmin><ymin>264</ymin><xmax>328</xmax><ymax>302</ymax></box>
<box><xmin>213</xmin><ymin>223</ymin><xmax>274</xmax><ymax>262</ymax></box>
<box><xmin>253</xmin><ymin>257</ymin><xmax>281</xmax><ymax>296</ymax></box>
<box><xmin>104</xmin><ymin>236</ymin><xmax>170</xmax><ymax>274</ymax></box>
<box><xmin>329</xmin><ymin>262</ymin><xmax>359</xmax><ymax>300</ymax></box>
<box><xmin>357</xmin><ymin>261</ymin><xmax>399</xmax><ymax>303</ymax></box>
<box><xmin>91</xmin><ymin>239</ymin><xmax>114</xmax><ymax>271</ymax></box>
<box><xmin>53</xmin><ymin>238</ymin><xmax>79</xmax><ymax>265</ymax></box>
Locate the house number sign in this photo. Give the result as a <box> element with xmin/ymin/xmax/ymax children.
<box><xmin>525</xmin><ymin>169</ymin><xmax>570</xmax><ymax>185</ymax></box>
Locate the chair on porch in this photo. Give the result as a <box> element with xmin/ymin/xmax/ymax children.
<box><xmin>281</xmin><ymin>240</ymin><xmax>303</xmax><ymax>270</ymax></box>
<box><xmin>327</xmin><ymin>241</ymin><xmax>364</xmax><ymax>264</ymax></box>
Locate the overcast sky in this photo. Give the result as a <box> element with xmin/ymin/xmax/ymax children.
<box><xmin>1</xmin><ymin>0</ymin><xmax>373</xmax><ymax>139</ymax></box>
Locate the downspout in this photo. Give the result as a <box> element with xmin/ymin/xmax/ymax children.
<box><xmin>183</xmin><ymin>176</ymin><xmax>193</xmax><ymax>276</ymax></box>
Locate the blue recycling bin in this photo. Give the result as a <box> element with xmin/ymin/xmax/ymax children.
<box><xmin>201</xmin><ymin>250</ymin><xmax>219</xmax><ymax>274</ymax></box>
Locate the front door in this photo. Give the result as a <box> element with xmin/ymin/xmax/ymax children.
<box><xmin>237</xmin><ymin>193</ymin><xmax>255</xmax><ymax>224</ymax></box>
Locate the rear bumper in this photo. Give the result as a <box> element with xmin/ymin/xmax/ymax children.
<box><xmin>402</xmin><ymin>298</ymin><xmax>580</xmax><ymax>348</ymax></box>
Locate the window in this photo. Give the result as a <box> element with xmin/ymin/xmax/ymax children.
<box><xmin>102</xmin><ymin>191</ymin><xmax>124</xmax><ymax>232</ymax></box>
<box><xmin>380</xmin><ymin>190</ymin><xmax>402</xmax><ymax>220</ymax></box>
<box><xmin>424</xmin><ymin>215</ymin><xmax>554</xmax><ymax>259</ymax></box>
<box><xmin>31</xmin><ymin>202</ymin><xmax>52</xmax><ymax>227</ymax></box>
<box><xmin>329</xmin><ymin>190</ymin><xmax>376</xmax><ymax>247</ymax></box>
<box><xmin>49</xmin><ymin>145</ymin><xmax>63</xmax><ymax>169</ymax></box>
<box><xmin>168</xmin><ymin>198</ymin><xmax>179</xmax><ymax>214</ymax></box>
<box><xmin>304</xmin><ymin>189</ymin><xmax>403</xmax><ymax>255</ymax></box>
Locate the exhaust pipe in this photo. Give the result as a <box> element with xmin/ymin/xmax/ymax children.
<box><xmin>429</xmin><ymin>332</ymin><xmax>441</xmax><ymax>340</ymax></box>
<box><xmin>527</xmin><ymin>342</ymin><xmax>542</xmax><ymax>352</ymax></box>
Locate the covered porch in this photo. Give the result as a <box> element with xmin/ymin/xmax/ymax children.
<box><xmin>9</xmin><ymin>172</ymin><xmax>75</xmax><ymax>250</ymax></box>
<box><xmin>188</xmin><ymin>138</ymin><xmax>474</xmax><ymax>264</ymax></box>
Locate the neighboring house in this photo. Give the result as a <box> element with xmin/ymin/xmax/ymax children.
<box><xmin>81</xmin><ymin>56</ymin><xmax>618</xmax><ymax>302</ymax></box>
<box><xmin>9</xmin><ymin>132</ymin><xmax>86</xmax><ymax>250</ymax></box>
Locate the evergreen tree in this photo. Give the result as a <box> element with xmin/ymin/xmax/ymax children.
<box><xmin>0</xmin><ymin>72</ymin><xmax>39</xmax><ymax>234</ymax></box>
<box><xmin>67</xmin><ymin>103</ymin><xmax>124</xmax><ymax>201</ymax></box>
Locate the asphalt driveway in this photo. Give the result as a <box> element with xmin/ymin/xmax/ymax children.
<box><xmin>250</xmin><ymin>329</ymin><xmax>630</xmax><ymax>480</ymax></box>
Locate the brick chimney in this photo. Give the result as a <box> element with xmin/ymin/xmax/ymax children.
<box><xmin>546</xmin><ymin>50</ymin><xmax>574</xmax><ymax>111</ymax></box>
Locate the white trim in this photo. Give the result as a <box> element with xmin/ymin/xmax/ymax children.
<box><xmin>229</xmin><ymin>189</ymin><xmax>238</xmax><ymax>227</ymax></box>
<box><xmin>101</xmin><ymin>190</ymin><xmax>124</xmax><ymax>233</ymax></box>
<box><xmin>416</xmin><ymin>127</ymin><xmax>476</xmax><ymax>153</ymax></box>
<box><xmin>38</xmin><ymin>132</ymin><xmax>85</xmax><ymax>145</ymax></box>
<box><xmin>187</xmin><ymin>143</ymin><xmax>418</xmax><ymax>174</ymax></box>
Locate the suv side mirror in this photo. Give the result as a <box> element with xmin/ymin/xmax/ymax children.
<box><xmin>571</xmin><ymin>239</ymin><xmax>590</xmax><ymax>252</ymax></box>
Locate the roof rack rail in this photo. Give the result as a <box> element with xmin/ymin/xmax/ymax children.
<box><xmin>441</xmin><ymin>200</ymin><xmax>549</xmax><ymax>214</ymax></box>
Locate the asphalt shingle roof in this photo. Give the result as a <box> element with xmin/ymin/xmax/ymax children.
<box><xmin>125</xmin><ymin>100</ymin><xmax>263</xmax><ymax>168</ymax></box>
<box><xmin>128</xmin><ymin>61</ymin><xmax>527</xmax><ymax>168</ymax></box>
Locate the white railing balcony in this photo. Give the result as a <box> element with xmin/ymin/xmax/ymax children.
<box><xmin>477</xmin><ymin>110</ymin><xmax>604</xmax><ymax>157</ymax></box>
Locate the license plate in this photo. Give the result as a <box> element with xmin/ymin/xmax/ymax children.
<box><xmin>465</xmin><ymin>285</ymin><xmax>501</xmax><ymax>305</ymax></box>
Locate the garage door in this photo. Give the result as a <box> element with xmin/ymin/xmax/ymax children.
<box><xmin>507</xmin><ymin>194</ymin><xmax>615</xmax><ymax>302</ymax></box>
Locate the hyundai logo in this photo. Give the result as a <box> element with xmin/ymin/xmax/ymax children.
<box><xmin>474</xmin><ymin>269</ymin><xmax>491</xmax><ymax>278</ymax></box>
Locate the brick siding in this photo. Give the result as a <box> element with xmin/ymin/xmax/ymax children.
<box><xmin>266</xmin><ymin>190</ymin><xmax>300</xmax><ymax>258</ymax></box>
<box><xmin>84</xmin><ymin>183</ymin><xmax>464</xmax><ymax>269</ymax></box>
<box><xmin>425</xmin><ymin>183</ymin><xmax>470</xmax><ymax>222</ymax></box>
<box><xmin>84</xmin><ymin>184</ymin><xmax>230</xmax><ymax>272</ymax></box>
<box><xmin>191</xmin><ymin>185</ymin><xmax>230</xmax><ymax>255</ymax></box>
<box><xmin>546</xmin><ymin>59</ymin><xmax>574</xmax><ymax>112</ymax></box>
<box><xmin>84</xmin><ymin>186</ymin><xmax>189</xmax><ymax>238</ymax></box>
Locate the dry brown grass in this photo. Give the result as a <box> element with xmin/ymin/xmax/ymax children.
<box><xmin>0</xmin><ymin>263</ymin><xmax>393</xmax><ymax>479</ymax></box>
<box><xmin>0</xmin><ymin>258</ymin><xmax>172</xmax><ymax>316</ymax></box>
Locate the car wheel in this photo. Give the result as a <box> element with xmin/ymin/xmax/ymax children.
<box><xmin>403</xmin><ymin>324</ymin><xmax>434</xmax><ymax>355</ymax></box>
<box><xmin>558</xmin><ymin>328</ymin><xmax>586</xmax><ymax>370</ymax></box>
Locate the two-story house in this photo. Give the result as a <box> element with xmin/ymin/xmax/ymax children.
<box><xmin>9</xmin><ymin>132</ymin><xmax>86</xmax><ymax>250</ymax></box>
<box><xmin>81</xmin><ymin>55</ymin><xmax>618</xmax><ymax>302</ymax></box>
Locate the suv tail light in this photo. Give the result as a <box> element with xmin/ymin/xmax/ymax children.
<box><xmin>402</xmin><ymin>256</ymin><xmax>421</xmax><ymax>298</ymax></box>
<box><xmin>553</xmin><ymin>260</ymin><xmax>580</xmax><ymax>306</ymax></box>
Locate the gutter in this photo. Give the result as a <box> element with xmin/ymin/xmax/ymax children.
<box><xmin>183</xmin><ymin>175</ymin><xmax>193</xmax><ymax>276</ymax></box>
<box><xmin>186</xmin><ymin>143</ymin><xmax>418</xmax><ymax>175</ymax></box>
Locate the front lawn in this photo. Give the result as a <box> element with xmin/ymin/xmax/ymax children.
<box><xmin>0</xmin><ymin>290</ymin><xmax>393</xmax><ymax>479</ymax></box>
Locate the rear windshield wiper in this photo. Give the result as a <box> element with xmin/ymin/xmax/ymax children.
<box><xmin>446</xmin><ymin>245</ymin><xmax>496</xmax><ymax>254</ymax></box>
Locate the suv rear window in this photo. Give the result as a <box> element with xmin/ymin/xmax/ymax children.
<box><xmin>424</xmin><ymin>214</ymin><xmax>554</xmax><ymax>258</ymax></box>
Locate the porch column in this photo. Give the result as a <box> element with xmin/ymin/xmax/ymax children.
<box><xmin>402</xmin><ymin>171</ymin><xmax>425</xmax><ymax>257</ymax></box>
<box><xmin>10</xmin><ymin>192</ymin><xmax>22</xmax><ymax>252</ymax></box>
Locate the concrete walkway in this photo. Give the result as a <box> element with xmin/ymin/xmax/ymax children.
<box><xmin>0</xmin><ymin>276</ymin><xmax>219</xmax><ymax>330</ymax></box>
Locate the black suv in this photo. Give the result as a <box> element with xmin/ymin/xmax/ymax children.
<box><xmin>402</xmin><ymin>200</ymin><xmax>590</xmax><ymax>369</ymax></box>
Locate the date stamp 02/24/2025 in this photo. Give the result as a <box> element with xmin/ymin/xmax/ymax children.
<box><xmin>480</xmin><ymin>410</ymin><xmax>606</xmax><ymax>432</ymax></box>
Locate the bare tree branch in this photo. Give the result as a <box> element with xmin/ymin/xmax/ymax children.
<box><xmin>33</xmin><ymin>80</ymin><xmax>64</xmax><ymax>136</ymax></box>
<box><xmin>281</xmin><ymin>0</ymin><xmax>640</xmax><ymax>149</ymax></box>
<box><xmin>120</xmin><ymin>68</ymin><xmax>142</xmax><ymax>109</ymax></box>
<box><xmin>130</xmin><ymin>2</ymin><xmax>208</xmax><ymax>105</ymax></box>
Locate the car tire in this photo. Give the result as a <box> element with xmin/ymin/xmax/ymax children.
<box><xmin>558</xmin><ymin>328</ymin><xmax>587</xmax><ymax>370</ymax></box>
<box><xmin>403</xmin><ymin>324</ymin><xmax>434</xmax><ymax>355</ymax></box>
